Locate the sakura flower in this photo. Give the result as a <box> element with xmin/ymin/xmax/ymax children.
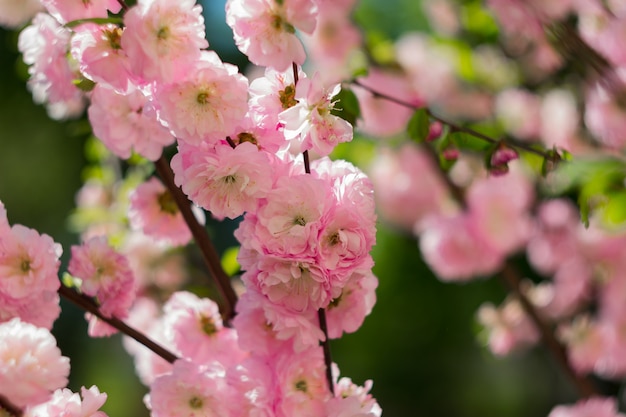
<box><xmin>0</xmin><ymin>318</ymin><xmax>70</xmax><ymax>408</ymax></box>
<box><xmin>128</xmin><ymin>177</ymin><xmax>195</xmax><ymax>246</ymax></box>
<box><xmin>419</xmin><ymin>213</ymin><xmax>504</xmax><ymax>281</ymax></box>
<box><xmin>162</xmin><ymin>291</ymin><xmax>247</xmax><ymax>367</ymax></box>
<box><xmin>226</xmin><ymin>0</ymin><xmax>317</xmax><ymax>70</ymax></box>
<box><xmin>477</xmin><ymin>298</ymin><xmax>539</xmax><ymax>356</ymax></box>
<box><xmin>0</xmin><ymin>290</ymin><xmax>60</xmax><ymax>330</ymax></box>
<box><xmin>122</xmin><ymin>0</ymin><xmax>208</xmax><ymax>83</ymax></box>
<box><xmin>248</xmin><ymin>66</ymin><xmax>303</xmax><ymax>133</ymax></box>
<box><xmin>88</xmin><ymin>83</ymin><xmax>175</xmax><ymax>161</ymax></box>
<box><xmin>68</xmin><ymin>236</ymin><xmax>136</xmax><ymax>331</ymax></box>
<box><xmin>280</xmin><ymin>74</ymin><xmax>353</xmax><ymax>156</ymax></box>
<box><xmin>155</xmin><ymin>51</ymin><xmax>249</xmax><ymax>145</ymax></box>
<box><xmin>70</xmin><ymin>23</ymin><xmax>134</xmax><ymax>93</ymax></box>
<box><xmin>25</xmin><ymin>386</ymin><xmax>108</xmax><ymax>417</ymax></box>
<box><xmin>370</xmin><ymin>143</ymin><xmax>453</xmax><ymax>230</ymax></box>
<box><xmin>18</xmin><ymin>13</ymin><xmax>85</xmax><ymax>119</ymax></box>
<box><xmin>40</xmin><ymin>0</ymin><xmax>120</xmax><ymax>24</ymax></box>
<box><xmin>147</xmin><ymin>359</ymin><xmax>236</xmax><ymax>417</ymax></box>
<box><xmin>326</xmin><ymin>270</ymin><xmax>378</xmax><ymax>339</ymax></box>
<box><xmin>246</xmin><ymin>256</ymin><xmax>331</xmax><ymax>312</ymax></box>
<box><xmin>171</xmin><ymin>141</ymin><xmax>273</xmax><ymax>219</ymax></box>
<box><xmin>274</xmin><ymin>346</ymin><xmax>331</xmax><ymax>417</ymax></box>
<box><xmin>327</xmin><ymin>378</ymin><xmax>382</xmax><ymax>417</ymax></box>
<box><xmin>253</xmin><ymin>174</ymin><xmax>333</xmax><ymax>258</ymax></box>
<box><xmin>0</xmin><ymin>223</ymin><xmax>62</xmax><ymax>299</ymax></box>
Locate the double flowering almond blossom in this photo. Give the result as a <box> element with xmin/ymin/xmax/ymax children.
<box><xmin>226</xmin><ymin>0</ymin><xmax>317</xmax><ymax>70</ymax></box>
<box><xmin>0</xmin><ymin>318</ymin><xmax>70</xmax><ymax>408</ymax></box>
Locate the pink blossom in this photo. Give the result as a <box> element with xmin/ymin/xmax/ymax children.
<box><xmin>370</xmin><ymin>143</ymin><xmax>453</xmax><ymax>230</ymax></box>
<box><xmin>548</xmin><ymin>397</ymin><xmax>626</xmax><ymax>417</ymax></box>
<box><xmin>122</xmin><ymin>232</ymin><xmax>188</xmax><ymax>291</ymax></box>
<box><xmin>465</xmin><ymin>169</ymin><xmax>533</xmax><ymax>255</ymax></box>
<box><xmin>419</xmin><ymin>213</ymin><xmax>504</xmax><ymax>281</ymax></box>
<box><xmin>280</xmin><ymin>75</ymin><xmax>353</xmax><ymax>156</ymax></box>
<box><xmin>0</xmin><ymin>318</ymin><xmax>70</xmax><ymax>408</ymax></box>
<box><xmin>262</xmin><ymin>294</ymin><xmax>326</xmax><ymax>351</ymax></box>
<box><xmin>353</xmin><ymin>70</ymin><xmax>422</xmax><ymax>137</ymax></box>
<box><xmin>477</xmin><ymin>299</ymin><xmax>539</xmax><ymax>355</ymax></box>
<box><xmin>248</xmin><ymin>66</ymin><xmax>302</xmax><ymax>134</ymax></box>
<box><xmin>584</xmin><ymin>82</ymin><xmax>626</xmax><ymax>149</ymax></box>
<box><xmin>122</xmin><ymin>297</ymin><xmax>173</xmax><ymax>385</ymax></box>
<box><xmin>328</xmin><ymin>378</ymin><xmax>382</xmax><ymax>417</ymax></box>
<box><xmin>40</xmin><ymin>0</ymin><xmax>121</xmax><ymax>24</ymax></box>
<box><xmin>25</xmin><ymin>386</ymin><xmax>108</xmax><ymax>417</ymax></box>
<box><xmin>171</xmin><ymin>141</ymin><xmax>273</xmax><ymax>220</ymax></box>
<box><xmin>0</xmin><ymin>224</ymin><xmax>61</xmax><ymax>299</ymax></box>
<box><xmin>128</xmin><ymin>177</ymin><xmax>194</xmax><ymax>246</ymax></box>
<box><xmin>162</xmin><ymin>291</ymin><xmax>247</xmax><ymax>368</ymax></box>
<box><xmin>227</xmin><ymin>356</ymin><xmax>276</xmax><ymax>417</ymax></box>
<box><xmin>0</xmin><ymin>0</ymin><xmax>43</xmax><ymax>28</ymax></box>
<box><xmin>326</xmin><ymin>270</ymin><xmax>378</xmax><ymax>339</ymax></box>
<box><xmin>68</xmin><ymin>237</ymin><xmax>136</xmax><ymax>329</ymax></box>
<box><xmin>147</xmin><ymin>359</ymin><xmax>236</xmax><ymax>417</ymax></box>
<box><xmin>253</xmin><ymin>174</ymin><xmax>333</xmax><ymax>258</ymax></box>
<box><xmin>232</xmin><ymin>289</ymin><xmax>288</xmax><ymax>357</ymax></box>
<box><xmin>121</xmin><ymin>0</ymin><xmax>208</xmax><ymax>83</ymax></box>
<box><xmin>226</xmin><ymin>0</ymin><xmax>317</xmax><ymax>70</ymax></box>
<box><xmin>246</xmin><ymin>257</ymin><xmax>331</xmax><ymax>312</ymax></box>
<box><xmin>18</xmin><ymin>13</ymin><xmax>85</xmax><ymax>119</ymax></box>
<box><xmin>558</xmin><ymin>315</ymin><xmax>604</xmax><ymax>374</ymax></box>
<box><xmin>88</xmin><ymin>83</ymin><xmax>175</xmax><ymax>161</ymax></box>
<box><xmin>495</xmin><ymin>88</ymin><xmax>542</xmax><ymax>140</ymax></box>
<box><xmin>526</xmin><ymin>199</ymin><xmax>581</xmax><ymax>275</ymax></box>
<box><xmin>70</xmin><ymin>23</ymin><xmax>134</xmax><ymax>93</ymax></box>
<box><xmin>274</xmin><ymin>346</ymin><xmax>330</xmax><ymax>417</ymax></box>
<box><xmin>301</xmin><ymin>1</ymin><xmax>361</xmax><ymax>82</ymax></box>
<box><xmin>155</xmin><ymin>51</ymin><xmax>249</xmax><ymax>145</ymax></box>
<box><xmin>0</xmin><ymin>290</ymin><xmax>60</xmax><ymax>330</ymax></box>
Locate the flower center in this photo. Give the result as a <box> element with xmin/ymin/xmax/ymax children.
<box><xmin>104</xmin><ymin>27</ymin><xmax>123</xmax><ymax>50</ymax></box>
<box><xmin>279</xmin><ymin>85</ymin><xmax>298</xmax><ymax>109</ymax></box>
<box><xmin>188</xmin><ymin>396</ymin><xmax>203</xmax><ymax>409</ymax></box>
<box><xmin>200</xmin><ymin>315</ymin><xmax>218</xmax><ymax>336</ymax></box>
<box><xmin>157</xmin><ymin>191</ymin><xmax>178</xmax><ymax>215</ymax></box>
<box><xmin>295</xmin><ymin>379</ymin><xmax>308</xmax><ymax>393</ymax></box>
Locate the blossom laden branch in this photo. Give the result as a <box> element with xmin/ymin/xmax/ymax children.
<box><xmin>350</xmin><ymin>79</ymin><xmax>557</xmax><ymax>161</ymax></box>
<box><xmin>58</xmin><ymin>285</ymin><xmax>179</xmax><ymax>364</ymax></box>
<box><xmin>154</xmin><ymin>155</ymin><xmax>238</xmax><ymax>323</ymax></box>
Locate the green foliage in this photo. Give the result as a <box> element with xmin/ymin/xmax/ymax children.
<box><xmin>330</xmin><ymin>87</ymin><xmax>361</xmax><ymax>126</ymax></box>
<box><xmin>551</xmin><ymin>157</ymin><xmax>626</xmax><ymax>227</ymax></box>
<box><xmin>406</xmin><ymin>108</ymin><xmax>430</xmax><ymax>143</ymax></box>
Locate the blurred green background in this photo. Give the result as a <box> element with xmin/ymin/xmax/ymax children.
<box><xmin>0</xmin><ymin>1</ymin><xmax>582</xmax><ymax>416</ymax></box>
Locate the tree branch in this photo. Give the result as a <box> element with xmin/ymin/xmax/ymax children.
<box><xmin>58</xmin><ymin>285</ymin><xmax>178</xmax><ymax>364</ymax></box>
<box><xmin>154</xmin><ymin>155</ymin><xmax>238</xmax><ymax>323</ymax></box>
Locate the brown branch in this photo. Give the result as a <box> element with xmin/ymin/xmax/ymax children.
<box><xmin>293</xmin><ymin>60</ymin><xmax>334</xmax><ymax>395</ymax></box>
<box><xmin>154</xmin><ymin>155</ymin><xmax>238</xmax><ymax>323</ymax></box>
<box><xmin>318</xmin><ymin>308</ymin><xmax>335</xmax><ymax>395</ymax></box>
<box><xmin>350</xmin><ymin>79</ymin><xmax>550</xmax><ymax>159</ymax></box>
<box><xmin>0</xmin><ymin>394</ymin><xmax>22</xmax><ymax>417</ymax></box>
<box><xmin>499</xmin><ymin>264</ymin><xmax>598</xmax><ymax>398</ymax></box>
<box><xmin>58</xmin><ymin>285</ymin><xmax>178</xmax><ymax>364</ymax></box>
<box><xmin>116</xmin><ymin>0</ymin><xmax>129</xmax><ymax>11</ymax></box>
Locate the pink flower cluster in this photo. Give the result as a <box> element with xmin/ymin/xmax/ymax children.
<box><xmin>0</xmin><ymin>201</ymin><xmax>62</xmax><ymax>329</ymax></box>
<box><xmin>68</xmin><ymin>236</ymin><xmax>136</xmax><ymax>337</ymax></box>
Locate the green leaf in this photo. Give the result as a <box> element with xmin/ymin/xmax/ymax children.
<box><xmin>330</xmin><ymin>87</ymin><xmax>361</xmax><ymax>126</ymax></box>
<box><xmin>406</xmin><ymin>109</ymin><xmax>430</xmax><ymax>143</ymax></box>
<box><xmin>221</xmin><ymin>246</ymin><xmax>241</xmax><ymax>276</ymax></box>
<box><xmin>448</xmin><ymin>131</ymin><xmax>492</xmax><ymax>152</ymax></box>
<box><xmin>600</xmin><ymin>191</ymin><xmax>626</xmax><ymax>228</ymax></box>
<box><xmin>64</xmin><ymin>17</ymin><xmax>123</xmax><ymax>28</ymax></box>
